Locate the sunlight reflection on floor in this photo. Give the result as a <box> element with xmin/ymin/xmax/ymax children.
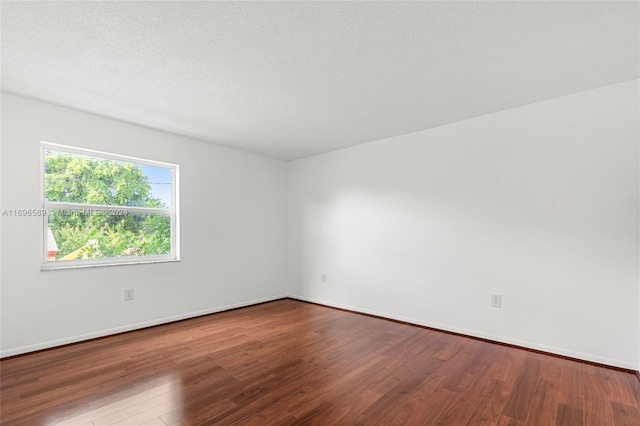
<box><xmin>47</xmin><ymin>375</ymin><xmax>182</xmax><ymax>426</ymax></box>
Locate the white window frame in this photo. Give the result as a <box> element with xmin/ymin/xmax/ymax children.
<box><xmin>41</xmin><ymin>142</ymin><xmax>180</xmax><ymax>270</ymax></box>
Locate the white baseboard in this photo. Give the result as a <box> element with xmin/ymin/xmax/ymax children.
<box><xmin>288</xmin><ymin>294</ymin><xmax>638</xmax><ymax>371</ymax></box>
<box><xmin>0</xmin><ymin>294</ymin><xmax>287</xmax><ymax>358</ymax></box>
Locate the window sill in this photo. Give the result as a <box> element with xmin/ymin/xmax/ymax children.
<box><xmin>41</xmin><ymin>257</ymin><xmax>180</xmax><ymax>271</ymax></box>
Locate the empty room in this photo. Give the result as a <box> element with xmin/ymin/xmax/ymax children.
<box><xmin>1</xmin><ymin>1</ymin><xmax>639</xmax><ymax>425</ymax></box>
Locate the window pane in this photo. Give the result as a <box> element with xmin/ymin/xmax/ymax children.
<box><xmin>46</xmin><ymin>210</ymin><xmax>171</xmax><ymax>261</ymax></box>
<box><xmin>44</xmin><ymin>150</ymin><xmax>172</xmax><ymax>208</ymax></box>
<box><xmin>139</xmin><ymin>164</ymin><xmax>173</xmax><ymax>208</ymax></box>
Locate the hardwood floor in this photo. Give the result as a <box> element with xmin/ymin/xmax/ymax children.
<box><xmin>1</xmin><ymin>299</ymin><xmax>639</xmax><ymax>425</ymax></box>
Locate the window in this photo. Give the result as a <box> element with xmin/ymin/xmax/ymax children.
<box><xmin>42</xmin><ymin>142</ymin><xmax>179</xmax><ymax>269</ymax></box>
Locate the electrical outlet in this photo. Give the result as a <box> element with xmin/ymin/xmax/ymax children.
<box><xmin>491</xmin><ymin>295</ymin><xmax>502</xmax><ymax>308</ymax></box>
<box><xmin>124</xmin><ymin>288</ymin><xmax>134</xmax><ymax>301</ymax></box>
<box><xmin>321</xmin><ymin>273</ymin><xmax>326</xmax><ymax>283</ymax></box>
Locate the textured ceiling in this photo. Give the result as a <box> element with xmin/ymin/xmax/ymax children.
<box><xmin>2</xmin><ymin>2</ymin><xmax>639</xmax><ymax>160</ymax></box>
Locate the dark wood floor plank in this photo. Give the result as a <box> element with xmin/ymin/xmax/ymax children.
<box><xmin>1</xmin><ymin>299</ymin><xmax>638</xmax><ymax>425</ymax></box>
<box><xmin>583</xmin><ymin>364</ymin><xmax>640</xmax><ymax>409</ymax></box>
<box><xmin>501</xmin><ymin>356</ymin><xmax>541</xmax><ymax>421</ymax></box>
<box><xmin>497</xmin><ymin>414</ymin><xmax>526</xmax><ymax>426</ymax></box>
<box><xmin>552</xmin><ymin>359</ymin><xmax>584</xmax><ymax>426</ymax></box>
<box><xmin>584</xmin><ymin>372</ymin><xmax>615</xmax><ymax>426</ymax></box>
<box><xmin>465</xmin><ymin>379</ymin><xmax>512</xmax><ymax>425</ymax></box>
<box><xmin>555</xmin><ymin>402</ymin><xmax>584</xmax><ymax>426</ymax></box>
<box><xmin>524</xmin><ymin>378</ymin><xmax>559</xmax><ymax>425</ymax></box>
<box><xmin>388</xmin><ymin>376</ymin><xmax>459</xmax><ymax>425</ymax></box>
<box><xmin>610</xmin><ymin>401</ymin><xmax>640</xmax><ymax>426</ymax></box>
<box><xmin>435</xmin><ymin>344</ymin><xmax>504</xmax><ymax>425</ymax></box>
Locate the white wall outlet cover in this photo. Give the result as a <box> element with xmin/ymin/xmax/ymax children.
<box><xmin>491</xmin><ymin>295</ymin><xmax>502</xmax><ymax>308</ymax></box>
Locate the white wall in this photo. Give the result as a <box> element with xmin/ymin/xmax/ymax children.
<box><xmin>288</xmin><ymin>80</ymin><xmax>640</xmax><ymax>370</ymax></box>
<box><xmin>0</xmin><ymin>93</ymin><xmax>288</xmax><ymax>357</ymax></box>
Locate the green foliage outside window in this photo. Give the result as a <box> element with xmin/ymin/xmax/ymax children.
<box><xmin>45</xmin><ymin>151</ymin><xmax>171</xmax><ymax>260</ymax></box>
